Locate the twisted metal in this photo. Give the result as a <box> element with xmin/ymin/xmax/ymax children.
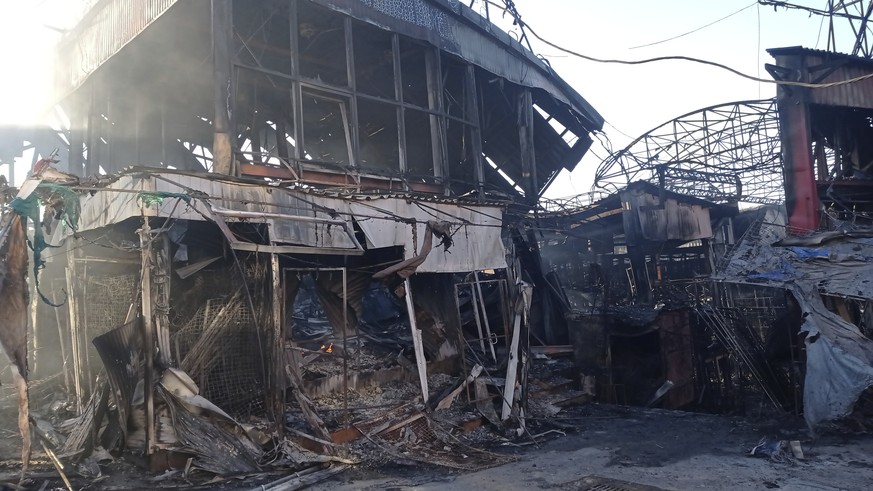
<box><xmin>594</xmin><ymin>99</ymin><xmax>784</xmax><ymax>205</ymax></box>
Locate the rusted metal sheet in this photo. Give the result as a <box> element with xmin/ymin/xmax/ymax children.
<box><xmin>769</xmin><ymin>47</ymin><xmax>873</xmax><ymax>110</ymax></box>
<box><xmin>56</xmin><ymin>0</ymin><xmax>181</xmax><ymax>96</ymax></box>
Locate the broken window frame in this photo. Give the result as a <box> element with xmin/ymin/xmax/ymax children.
<box><xmin>229</xmin><ymin>0</ymin><xmax>486</xmax><ymax>192</ymax></box>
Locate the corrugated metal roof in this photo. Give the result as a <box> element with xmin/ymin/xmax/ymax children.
<box><xmin>768</xmin><ymin>46</ymin><xmax>873</xmax><ymax>110</ymax></box>
<box><xmin>53</xmin><ymin>169</ymin><xmax>508</xmax><ymax>272</ymax></box>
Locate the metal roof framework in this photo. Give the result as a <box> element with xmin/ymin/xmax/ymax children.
<box><xmin>594</xmin><ymin>99</ymin><xmax>785</xmax><ymax>206</ymax></box>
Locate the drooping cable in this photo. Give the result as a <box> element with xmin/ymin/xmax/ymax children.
<box><xmin>484</xmin><ymin>0</ymin><xmax>873</xmax><ymax>89</ymax></box>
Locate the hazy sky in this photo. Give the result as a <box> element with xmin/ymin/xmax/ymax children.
<box><xmin>0</xmin><ymin>1</ymin><xmax>860</xmax><ymax>194</ymax></box>
<box><xmin>503</xmin><ymin>0</ymin><xmax>852</xmax><ymax>198</ymax></box>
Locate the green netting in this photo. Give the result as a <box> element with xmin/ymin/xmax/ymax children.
<box><xmin>137</xmin><ymin>191</ymin><xmax>192</xmax><ymax>207</ymax></box>
<box><xmin>9</xmin><ymin>183</ymin><xmax>82</xmax><ymax>307</ymax></box>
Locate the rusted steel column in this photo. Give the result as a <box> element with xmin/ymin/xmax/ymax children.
<box><xmin>772</xmin><ymin>52</ymin><xmax>819</xmax><ymax>233</ymax></box>
<box><xmin>779</xmin><ymin>100</ymin><xmax>819</xmax><ymax>232</ymax></box>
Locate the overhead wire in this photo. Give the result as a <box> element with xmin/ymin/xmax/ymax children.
<box><xmin>629</xmin><ymin>2</ymin><xmax>758</xmax><ymax>50</ymax></box>
<box><xmin>484</xmin><ymin>0</ymin><xmax>873</xmax><ymax>89</ymax></box>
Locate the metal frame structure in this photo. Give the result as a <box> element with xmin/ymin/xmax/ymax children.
<box><xmin>594</xmin><ymin>99</ymin><xmax>784</xmax><ymax>205</ymax></box>
<box><xmin>760</xmin><ymin>0</ymin><xmax>873</xmax><ymax>58</ymax></box>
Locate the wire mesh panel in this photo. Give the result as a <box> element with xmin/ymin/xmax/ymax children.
<box><xmin>75</xmin><ymin>267</ymin><xmax>139</xmax><ymax>399</ymax></box>
<box><xmin>173</xmin><ymin>296</ymin><xmax>269</xmax><ymax>418</ymax></box>
<box><xmin>83</xmin><ymin>273</ymin><xmax>138</xmax><ymax>335</ymax></box>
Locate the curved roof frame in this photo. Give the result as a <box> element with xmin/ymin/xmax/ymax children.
<box><xmin>594</xmin><ymin>99</ymin><xmax>784</xmax><ymax>205</ymax></box>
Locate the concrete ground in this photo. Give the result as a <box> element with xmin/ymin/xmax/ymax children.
<box><xmin>312</xmin><ymin>405</ymin><xmax>873</xmax><ymax>491</ymax></box>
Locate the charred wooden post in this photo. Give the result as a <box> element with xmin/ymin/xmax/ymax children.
<box><xmin>138</xmin><ymin>215</ymin><xmax>156</xmax><ymax>455</ymax></box>
<box><xmin>271</xmin><ymin>253</ymin><xmax>285</xmax><ymax>434</ymax></box>
<box><xmin>154</xmin><ymin>234</ymin><xmax>172</xmax><ymax>367</ymax></box>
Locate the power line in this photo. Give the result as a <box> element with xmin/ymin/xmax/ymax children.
<box><xmin>486</xmin><ymin>0</ymin><xmax>873</xmax><ymax>89</ymax></box>
<box><xmin>629</xmin><ymin>2</ymin><xmax>758</xmax><ymax>50</ymax></box>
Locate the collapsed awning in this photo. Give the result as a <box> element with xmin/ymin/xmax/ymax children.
<box><xmin>718</xmin><ymin>213</ymin><xmax>873</xmax><ymax>430</ymax></box>
<box><xmin>50</xmin><ymin>171</ymin><xmax>506</xmax><ymax>273</ymax></box>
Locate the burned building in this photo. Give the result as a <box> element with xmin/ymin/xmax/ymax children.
<box><xmin>536</xmin><ymin>182</ymin><xmax>740</xmax><ymax>410</ymax></box>
<box><xmin>0</xmin><ymin>0</ymin><xmax>608</xmax><ymax>481</ymax></box>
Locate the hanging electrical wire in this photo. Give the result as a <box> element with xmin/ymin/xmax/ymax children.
<box><xmin>484</xmin><ymin>0</ymin><xmax>873</xmax><ymax>89</ymax></box>
<box><xmin>629</xmin><ymin>2</ymin><xmax>758</xmax><ymax>50</ymax></box>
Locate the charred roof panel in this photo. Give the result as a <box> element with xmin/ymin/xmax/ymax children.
<box><xmin>768</xmin><ymin>46</ymin><xmax>873</xmax><ymax>110</ymax></box>
<box><xmin>314</xmin><ymin>0</ymin><xmax>603</xmax><ymax>130</ymax></box>
<box><xmin>55</xmin><ymin>0</ymin><xmax>184</xmax><ymax>99</ymax></box>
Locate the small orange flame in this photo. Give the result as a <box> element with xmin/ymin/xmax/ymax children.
<box><xmin>320</xmin><ymin>343</ymin><xmax>333</xmax><ymax>353</ymax></box>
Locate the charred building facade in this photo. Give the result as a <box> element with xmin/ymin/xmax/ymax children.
<box><xmin>54</xmin><ymin>0</ymin><xmax>600</xmax><ymax>199</ymax></box>
<box><xmin>0</xmin><ymin>0</ymin><xmax>608</xmax><ymax>476</ymax></box>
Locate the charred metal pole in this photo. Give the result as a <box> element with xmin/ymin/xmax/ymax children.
<box><xmin>342</xmin><ymin>268</ymin><xmax>349</xmax><ymax>418</ymax></box>
<box><xmin>518</xmin><ymin>88</ymin><xmax>537</xmax><ymax>203</ymax></box>
<box><xmin>138</xmin><ymin>214</ymin><xmax>156</xmax><ymax>454</ymax></box>
<box><xmin>403</xmin><ymin>279</ymin><xmax>429</xmax><ymax>403</ymax></box>
<box><xmin>271</xmin><ymin>254</ymin><xmax>284</xmax><ymax>435</ymax></box>
<box><xmin>211</xmin><ymin>0</ymin><xmax>235</xmax><ymax>175</ymax></box>
<box><xmin>65</xmin><ymin>246</ymin><xmax>84</xmax><ymax>413</ymax></box>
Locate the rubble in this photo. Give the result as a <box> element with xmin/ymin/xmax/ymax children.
<box><xmin>5</xmin><ymin>1</ymin><xmax>873</xmax><ymax>490</ymax></box>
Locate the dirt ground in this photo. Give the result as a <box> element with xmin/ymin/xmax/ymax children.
<box><xmin>5</xmin><ymin>373</ymin><xmax>873</xmax><ymax>490</ymax></box>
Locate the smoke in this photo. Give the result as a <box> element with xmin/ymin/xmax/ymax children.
<box><xmin>0</xmin><ymin>1</ymin><xmax>90</xmax><ymax>126</ymax></box>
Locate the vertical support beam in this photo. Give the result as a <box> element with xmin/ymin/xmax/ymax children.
<box><xmin>84</xmin><ymin>83</ymin><xmax>97</xmax><ymax>177</ymax></box>
<box><xmin>518</xmin><ymin>88</ymin><xmax>537</xmax><ymax>203</ymax></box>
<box><xmin>29</xmin><ymin>253</ymin><xmax>38</xmax><ymax>374</ymax></box>
<box><xmin>211</xmin><ymin>0</ymin><xmax>235</xmax><ymax>175</ymax></box>
<box><xmin>105</xmin><ymin>88</ymin><xmax>115</xmax><ymax>175</ymax></box>
<box><xmin>426</xmin><ymin>48</ymin><xmax>446</xmax><ymax>185</ymax></box>
<box><xmin>289</xmin><ymin>0</ymin><xmax>303</xmax><ymax>163</ymax></box>
<box><xmin>153</xmin><ymin>235</ymin><xmax>172</xmax><ymax>366</ymax></box>
<box><xmin>68</xmin><ymin>98</ymin><xmax>85</xmax><ymax>177</ymax></box>
<box><xmin>161</xmin><ymin>102</ymin><xmax>168</xmax><ymax>167</ymax></box>
<box><xmin>403</xmin><ymin>279</ymin><xmax>429</xmax><ymax>403</ymax></box>
<box><xmin>393</xmin><ymin>34</ymin><xmax>407</xmax><ymax>176</ymax></box>
<box><xmin>780</xmin><ymin>99</ymin><xmax>818</xmax><ymax>232</ymax></box>
<box><xmin>774</xmin><ymin>55</ymin><xmax>819</xmax><ymax>232</ymax></box>
<box><xmin>138</xmin><ymin>215</ymin><xmax>156</xmax><ymax>454</ymax></box>
<box><xmin>342</xmin><ymin>268</ymin><xmax>349</xmax><ymax>416</ymax></box>
<box><xmin>64</xmin><ymin>247</ymin><xmax>84</xmax><ymax>414</ymax></box>
<box><xmin>345</xmin><ymin>17</ymin><xmax>359</xmax><ymax>171</ymax></box>
<box><xmin>465</xmin><ymin>65</ymin><xmax>485</xmax><ymax>198</ymax></box>
<box><xmin>271</xmin><ymin>254</ymin><xmax>284</xmax><ymax>435</ymax></box>
<box><xmin>503</xmin><ymin>282</ymin><xmax>531</xmax><ymax>421</ymax></box>
<box><xmin>502</xmin><ymin>306</ymin><xmax>522</xmax><ymax>420</ymax></box>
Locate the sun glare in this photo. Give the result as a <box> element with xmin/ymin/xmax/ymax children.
<box><xmin>0</xmin><ymin>1</ymin><xmax>89</xmax><ymax>126</ymax></box>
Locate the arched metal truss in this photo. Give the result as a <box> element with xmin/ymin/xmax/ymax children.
<box><xmin>594</xmin><ymin>99</ymin><xmax>784</xmax><ymax>205</ymax></box>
